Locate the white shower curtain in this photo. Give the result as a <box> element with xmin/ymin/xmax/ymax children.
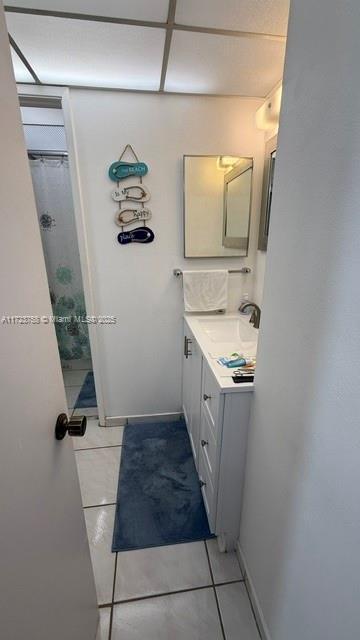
<box><xmin>30</xmin><ymin>157</ymin><xmax>91</xmax><ymax>361</ymax></box>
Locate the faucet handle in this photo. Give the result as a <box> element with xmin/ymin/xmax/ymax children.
<box><xmin>239</xmin><ymin>302</ymin><xmax>249</xmax><ymax>313</ymax></box>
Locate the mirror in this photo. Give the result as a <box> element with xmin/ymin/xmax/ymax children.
<box><xmin>223</xmin><ymin>158</ymin><xmax>253</xmax><ymax>250</ymax></box>
<box><xmin>184</xmin><ymin>155</ymin><xmax>253</xmax><ymax>258</ymax></box>
<box><xmin>258</xmin><ymin>135</ymin><xmax>277</xmax><ymax>251</ymax></box>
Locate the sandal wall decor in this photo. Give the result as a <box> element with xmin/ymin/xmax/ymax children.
<box><xmin>108</xmin><ymin>144</ymin><xmax>154</xmax><ymax>245</ymax></box>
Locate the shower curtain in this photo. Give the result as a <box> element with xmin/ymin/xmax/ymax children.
<box><xmin>30</xmin><ymin>157</ymin><xmax>91</xmax><ymax>361</ymax></box>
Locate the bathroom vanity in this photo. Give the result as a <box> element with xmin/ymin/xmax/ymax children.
<box><xmin>182</xmin><ymin>314</ymin><xmax>258</xmax><ymax>551</ymax></box>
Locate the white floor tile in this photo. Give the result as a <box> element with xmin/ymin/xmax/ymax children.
<box><xmin>112</xmin><ymin>588</ymin><xmax>223</xmax><ymax>640</ymax></box>
<box><xmin>96</xmin><ymin>607</ymin><xmax>111</xmax><ymax>639</ymax></box>
<box><xmin>114</xmin><ymin>541</ymin><xmax>211</xmax><ymax>601</ymax></box>
<box><xmin>85</xmin><ymin>506</ymin><xmax>116</xmax><ymax>605</ymax></box>
<box><xmin>73</xmin><ymin>418</ymin><xmax>124</xmax><ymax>450</ymax></box>
<box><xmin>216</xmin><ymin>583</ymin><xmax>260</xmax><ymax>640</ymax></box>
<box><xmin>63</xmin><ymin>369</ymin><xmax>88</xmax><ymax>387</ymax></box>
<box><xmin>66</xmin><ymin>386</ymin><xmax>82</xmax><ymax>409</ymax></box>
<box><xmin>75</xmin><ymin>447</ymin><xmax>121</xmax><ymax>507</ymax></box>
<box><xmin>206</xmin><ymin>539</ymin><xmax>242</xmax><ymax>584</ymax></box>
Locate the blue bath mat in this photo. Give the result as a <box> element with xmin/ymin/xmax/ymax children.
<box><xmin>75</xmin><ymin>371</ymin><xmax>97</xmax><ymax>408</ymax></box>
<box><xmin>112</xmin><ymin>419</ymin><xmax>214</xmax><ymax>552</ymax></box>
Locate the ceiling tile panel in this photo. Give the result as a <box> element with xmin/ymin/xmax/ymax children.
<box><xmin>6</xmin><ymin>13</ymin><xmax>165</xmax><ymax>89</ymax></box>
<box><xmin>10</xmin><ymin>47</ymin><xmax>34</xmax><ymax>82</ymax></box>
<box><xmin>5</xmin><ymin>0</ymin><xmax>169</xmax><ymax>22</ymax></box>
<box><xmin>165</xmin><ymin>31</ymin><xmax>286</xmax><ymax>96</ymax></box>
<box><xmin>176</xmin><ymin>0</ymin><xmax>289</xmax><ymax>36</ymax></box>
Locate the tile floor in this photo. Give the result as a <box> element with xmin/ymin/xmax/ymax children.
<box><xmin>74</xmin><ymin>419</ymin><xmax>260</xmax><ymax>640</ymax></box>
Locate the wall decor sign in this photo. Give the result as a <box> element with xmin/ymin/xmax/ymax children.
<box><xmin>115</xmin><ymin>208</ymin><xmax>152</xmax><ymax>226</ymax></box>
<box><xmin>117</xmin><ymin>226</ymin><xmax>154</xmax><ymax>245</ymax></box>
<box><xmin>111</xmin><ymin>185</ymin><xmax>150</xmax><ymax>203</ymax></box>
<box><xmin>108</xmin><ymin>144</ymin><xmax>155</xmax><ymax>246</ymax></box>
<box><xmin>108</xmin><ymin>161</ymin><xmax>148</xmax><ymax>181</ymax></box>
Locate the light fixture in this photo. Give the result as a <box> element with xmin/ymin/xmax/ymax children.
<box><xmin>217</xmin><ymin>156</ymin><xmax>240</xmax><ymax>171</ymax></box>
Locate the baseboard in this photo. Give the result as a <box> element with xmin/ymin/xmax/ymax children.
<box><xmin>236</xmin><ymin>541</ymin><xmax>272</xmax><ymax>640</ymax></box>
<box><xmin>104</xmin><ymin>412</ymin><xmax>183</xmax><ymax>427</ymax></box>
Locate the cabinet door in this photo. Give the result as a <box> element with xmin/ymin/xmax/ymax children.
<box><xmin>182</xmin><ymin>323</ymin><xmax>202</xmax><ymax>468</ymax></box>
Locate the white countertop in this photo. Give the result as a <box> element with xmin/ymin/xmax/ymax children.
<box><xmin>184</xmin><ymin>313</ymin><xmax>258</xmax><ymax>394</ymax></box>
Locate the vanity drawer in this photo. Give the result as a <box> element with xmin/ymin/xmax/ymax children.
<box><xmin>200</xmin><ymin>403</ymin><xmax>218</xmax><ymax>479</ymax></box>
<box><xmin>199</xmin><ymin>448</ymin><xmax>216</xmax><ymax>531</ymax></box>
<box><xmin>202</xmin><ymin>361</ymin><xmax>221</xmax><ymax>427</ymax></box>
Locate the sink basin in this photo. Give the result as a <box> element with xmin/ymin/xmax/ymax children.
<box><xmin>198</xmin><ymin>315</ymin><xmax>258</xmax><ymax>344</ymax></box>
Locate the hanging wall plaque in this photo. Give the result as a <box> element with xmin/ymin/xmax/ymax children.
<box><xmin>108</xmin><ymin>161</ymin><xmax>148</xmax><ymax>181</ymax></box>
<box><xmin>117</xmin><ymin>226</ymin><xmax>154</xmax><ymax>245</ymax></box>
<box><xmin>111</xmin><ymin>184</ymin><xmax>150</xmax><ymax>203</ymax></box>
<box><xmin>109</xmin><ymin>144</ymin><xmax>155</xmax><ymax>245</ymax></box>
<box><xmin>115</xmin><ymin>208</ymin><xmax>152</xmax><ymax>226</ymax></box>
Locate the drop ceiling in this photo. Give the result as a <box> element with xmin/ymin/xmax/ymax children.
<box><xmin>5</xmin><ymin>0</ymin><xmax>289</xmax><ymax>97</ymax></box>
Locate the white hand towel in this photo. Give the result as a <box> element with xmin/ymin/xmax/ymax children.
<box><xmin>183</xmin><ymin>270</ymin><xmax>228</xmax><ymax>312</ymax></box>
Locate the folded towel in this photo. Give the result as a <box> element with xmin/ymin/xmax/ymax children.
<box><xmin>183</xmin><ymin>270</ymin><xmax>228</xmax><ymax>312</ymax></box>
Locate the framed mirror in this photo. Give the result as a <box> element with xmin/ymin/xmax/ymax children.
<box><xmin>184</xmin><ymin>155</ymin><xmax>254</xmax><ymax>258</ymax></box>
<box><xmin>258</xmin><ymin>135</ymin><xmax>277</xmax><ymax>251</ymax></box>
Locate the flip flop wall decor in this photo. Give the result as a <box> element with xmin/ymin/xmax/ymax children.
<box><xmin>115</xmin><ymin>208</ymin><xmax>152</xmax><ymax>226</ymax></box>
<box><xmin>109</xmin><ymin>144</ymin><xmax>155</xmax><ymax>245</ymax></box>
<box><xmin>111</xmin><ymin>185</ymin><xmax>150</xmax><ymax>203</ymax></box>
<box><xmin>109</xmin><ymin>161</ymin><xmax>148</xmax><ymax>181</ymax></box>
<box><xmin>117</xmin><ymin>226</ymin><xmax>154</xmax><ymax>245</ymax></box>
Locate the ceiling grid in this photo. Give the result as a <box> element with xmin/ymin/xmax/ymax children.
<box><xmin>4</xmin><ymin>1</ymin><xmax>288</xmax><ymax>96</ymax></box>
<box><xmin>159</xmin><ymin>0</ymin><xmax>177</xmax><ymax>92</ymax></box>
<box><xmin>8</xmin><ymin>32</ymin><xmax>41</xmax><ymax>83</ymax></box>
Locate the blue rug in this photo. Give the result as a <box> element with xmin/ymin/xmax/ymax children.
<box><xmin>112</xmin><ymin>419</ymin><xmax>214</xmax><ymax>552</ymax></box>
<box><xmin>75</xmin><ymin>371</ymin><xmax>97</xmax><ymax>408</ymax></box>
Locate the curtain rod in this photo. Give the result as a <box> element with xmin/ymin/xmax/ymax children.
<box><xmin>27</xmin><ymin>150</ymin><xmax>68</xmax><ymax>158</ymax></box>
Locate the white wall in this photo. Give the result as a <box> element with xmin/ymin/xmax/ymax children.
<box><xmin>67</xmin><ymin>91</ymin><xmax>264</xmax><ymax>418</ymax></box>
<box><xmin>240</xmin><ymin>1</ymin><xmax>360</xmax><ymax>639</ymax></box>
<box><xmin>252</xmin><ymin>248</ymin><xmax>267</xmax><ymax>306</ymax></box>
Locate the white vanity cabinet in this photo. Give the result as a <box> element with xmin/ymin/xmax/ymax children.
<box><xmin>182</xmin><ymin>317</ymin><xmax>254</xmax><ymax>551</ymax></box>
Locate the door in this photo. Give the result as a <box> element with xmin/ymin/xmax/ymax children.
<box><xmin>182</xmin><ymin>322</ymin><xmax>202</xmax><ymax>468</ymax></box>
<box><xmin>0</xmin><ymin>9</ymin><xmax>98</xmax><ymax>640</ymax></box>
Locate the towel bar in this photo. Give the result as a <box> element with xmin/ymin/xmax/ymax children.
<box><xmin>173</xmin><ymin>267</ymin><xmax>251</xmax><ymax>277</ymax></box>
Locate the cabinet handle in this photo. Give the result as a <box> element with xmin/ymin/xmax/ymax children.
<box><xmin>184</xmin><ymin>336</ymin><xmax>192</xmax><ymax>359</ymax></box>
<box><xmin>201</xmin><ymin>439</ymin><xmax>208</xmax><ymax>447</ymax></box>
<box><xmin>199</xmin><ymin>479</ymin><xmax>206</xmax><ymax>488</ymax></box>
<box><xmin>203</xmin><ymin>393</ymin><xmax>211</xmax><ymax>401</ymax></box>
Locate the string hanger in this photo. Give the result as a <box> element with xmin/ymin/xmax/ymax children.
<box><xmin>118</xmin><ymin>143</ymin><xmax>140</xmax><ymax>163</ymax></box>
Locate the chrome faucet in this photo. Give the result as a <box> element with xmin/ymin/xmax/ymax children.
<box><xmin>238</xmin><ymin>302</ymin><xmax>261</xmax><ymax>329</ymax></box>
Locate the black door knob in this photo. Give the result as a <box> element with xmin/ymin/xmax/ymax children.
<box><xmin>55</xmin><ymin>413</ymin><xmax>87</xmax><ymax>440</ymax></box>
